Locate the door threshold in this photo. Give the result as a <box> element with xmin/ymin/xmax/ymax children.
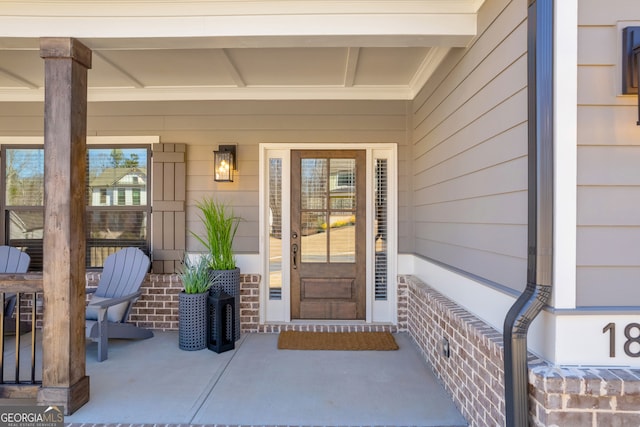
<box><xmin>291</xmin><ymin>320</ymin><xmax>367</xmax><ymax>325</ymax></box>
<box><xmin>256</xmin><ymin>321</ymin><xmax>398</xmax><ymax>333</ymax></box>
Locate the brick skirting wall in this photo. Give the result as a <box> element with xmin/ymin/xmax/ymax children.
<box><xmin>86</xmin><ymin>272</ymin><xmax>263</xmax><ymax>332</ymax></box>
<box><xmin>400</xmin><ymin>274</ymin><xmax>640</xmax><ymax>427</ymax></box>
<box><xmin>528</xmin><ymin>362</ymin><xmax>640</xmax><ymax>426</ymax></box>
<box><xmin>400</xmin><ymin>275</ymin><xmax>505</xmax><ymax>427</ymax></box>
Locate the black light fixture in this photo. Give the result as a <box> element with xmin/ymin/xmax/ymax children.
<box><xmin>622</xmin><ymin>27</ymin><xmax>640</xmax><ymax>125</ymax></box>
<box><xmin>213</xmin><ymin>145</ymin><xmax>236</xmax><ymax>182</ymax></box>
<box><xmin>636</xmin><ymin>44</ymin><xmax>640</xmax><ymax>126</ymax></box>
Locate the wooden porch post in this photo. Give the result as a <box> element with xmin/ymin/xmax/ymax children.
<box><xmin>37</xmin><ymin>37</ymin><xmax>91</xmax><ymax>415</ymax></box>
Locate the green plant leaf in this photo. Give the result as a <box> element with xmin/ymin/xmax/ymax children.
<box><xmin>178</xmin><ymin>253</ymin><xmax>214</xmax><ymax>294</ymax></box>
<box><xmin>191</xmin><ymin>198</ymin><xmax>240</xmax><ymax>270</ymax></box>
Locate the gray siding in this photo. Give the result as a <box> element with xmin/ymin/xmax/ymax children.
<box><xmin>576</xmin><ymin>1</ymin><xmax>640</xmax><ymax>306</ymax></box>
<box><xmin>0</xmin><ymin>99</ymin><xmax>410</xmax><ymax>255</ymax></box>
<box><xmin>410</xmin><ymin>0</ymin><xmax>528</xmax><ymax>292</ymax></box>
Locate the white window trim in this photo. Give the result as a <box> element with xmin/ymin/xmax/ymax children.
<box><xmin>0</xmin><ymin>136</ymin><xmax>160</xmax><ymax>145</ymax></box>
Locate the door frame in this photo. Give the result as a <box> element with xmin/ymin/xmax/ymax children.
<box><xmin>258</xmin><ymin>143</ymin><xmax>398</xmax><ymax>324</ymax></box>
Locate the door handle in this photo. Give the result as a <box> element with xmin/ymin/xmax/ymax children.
<box><xmin>292</xmin><ymin>243</ymin><xmax>298</xmax><ymax>269</ymax></box>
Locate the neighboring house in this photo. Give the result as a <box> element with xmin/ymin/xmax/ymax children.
<box><xmin>88</xmin><ymin>167</ymin><xmax>147</xmax><ymax>207</ymax></box>
<box><xmin>8</xmin><ymin>211</ymin><xmax>43</xmax><ymax>240</ymax></box>
<box><xmin>1</xmin><ymin>0</ymin><xmax>639</xmax><ymax>425</ymax></box>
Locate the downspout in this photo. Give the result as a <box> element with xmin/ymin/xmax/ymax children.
<box><xmin>503</xmin><ymin>0</ymin><xmax>554</xmax><ymax>426</ymax></box>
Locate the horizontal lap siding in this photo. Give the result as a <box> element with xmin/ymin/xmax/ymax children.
<box><xmin>410</xmin><ymin>0</ymin><xmax>528</xmax><ymax>292</ymax></box>
<box><xmin>89</xmin><ymin>101</ymin><xmax>408</xmax><ymax>253</ymax></box>
<box><xmin>577</xmin><ymin>1</ymin><xmax>640</xmax><ymax>306</ymax></box>
<box><xmin>166</xmin><ymin>101</ymin><xmax>410</xmax><ymax>254</ymax></box>
<box><xmin>0</xmin><ymin>100</ymin><xmax>409</xmax><ymax>256</ymax></box>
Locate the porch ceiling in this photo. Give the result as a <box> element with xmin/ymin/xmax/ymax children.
<box><xmin>0</xmin><ymin>0</ymin><xmax>482</xmax><ymax>102</ymax></box>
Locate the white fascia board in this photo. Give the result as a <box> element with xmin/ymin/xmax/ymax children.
<box><xmin>0</xmin><ymin>35</ymin><xmax>474</xmax><ymax>50</ymax></box>
<box><xmin>0</xmin><ymin>86</ymin><xmax>415</xmax><ymax>102</ymax></box>
<box><xmin>0</xmin><ymin>1</ymin><xmax>483</xmax><ymax>17</ymax></box>
<box><xmin>0</xmin><ymin>15</ymin><xmax>476</xmax><ymax>48</ymax></box>
<box><xmin>86</xmin><ymin>86</ymin><xmax>416</xmax><ymax>101</ymax></box>
<box><xmin>0</xmin><ymin>136</ymin><xmax>160</xmax><ymax>144</ymax></box>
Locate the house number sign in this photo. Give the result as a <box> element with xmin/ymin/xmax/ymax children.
<box><xmin>602</xmin><ymin>322</ymin><xmax>640</xmax><ymax>358</ymax></box>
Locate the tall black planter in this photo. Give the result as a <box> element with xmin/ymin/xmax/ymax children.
<box><xmin>210</xmin><ymin>267</ymin><xmax>241</xmax><ymax>341</ymax></box>
<box><xmin>178</xmin><ymin>291</ymin><xmax>208</xmax><ymax>350</ymax></box>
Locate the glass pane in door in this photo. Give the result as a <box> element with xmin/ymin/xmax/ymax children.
<box><xmin>328</xmin><ymin>159</ymin><xmax>356</xmax><ymax>263</ymax></box>
<box><xmin>299</xmin><ymin>157</ymin><xmax>357</xmax><ymax>264</ymax></box>
<box><xmin>301</xmin><ymin>211</ymin><xmax>327</xmax><ymax>263</ymax></box>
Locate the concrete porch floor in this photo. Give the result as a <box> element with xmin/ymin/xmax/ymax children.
<box><xmin>4</xmin><ymin>331</ymin><xmax>468</xmax><ymax>427</ymax></box>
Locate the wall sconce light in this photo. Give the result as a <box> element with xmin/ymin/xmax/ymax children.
<box><xmin>214</xmin><ymin>145</ymin><xmax>237</xmax><ymax>182</ymax></box>
<box><xmin>213</xmin><ymin>145</ymin><xmax>237</xmax><ymax>182</ymax></box>
<box><xmin>636</xmin><ymin>44</ymin><xmax>640</xmax><ymax>126</ymax></box>
<box><xmin>622</xmin><ymin>26</ymin><xmax>640</xmax><ymax>125</ymax></box>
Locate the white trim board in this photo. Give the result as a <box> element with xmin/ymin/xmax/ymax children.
<box><xmin>0</xmin><ymin>136</ymin><xmax>160</xmax><ymax>145</ymax></box>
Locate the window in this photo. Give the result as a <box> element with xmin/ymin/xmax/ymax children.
<box><xmin>117</xmin><ymin>188</ymin><xmax>126</xmax><ymax>205</ymax></box>
<box><xmin>374</xmin><ymin>159</ymin><xmax>388</xmax><ymax>300</ymax></box>
<box><xmin>132</xmin><ymin>188</ymin><xmax>141</xmax><ymax>206</ymax></box>
<box><xmin>2</xmin><ymin>145</ymin><xmax>151</xmax><ymax>270</ymax></box>
<box><xmin>268</xmin><ymin>158</ymin><xmax>282</xmax><ymax>300</ymax></box>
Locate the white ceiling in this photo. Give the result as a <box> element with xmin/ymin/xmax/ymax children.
<box><xmin>0</xmin><ymin>0</ymin><xmax>483</xmax><ymax>102</ymax></box>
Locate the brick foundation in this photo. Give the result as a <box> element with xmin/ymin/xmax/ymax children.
<box><xmin>529</xmin><ymin>363</ymin><xmax>640</xmax><ymax>426</ymax></box>
<box><xmin>85</xmin><ymin>272</ymin><xmax>262</xmax><ymax>333</ymax></box>
<box><xmin>401</xmin><ymin>275</ymin><xmax>505</xmax><ymax>427</ymax></box>
<box><xmin>400</xmin><ymin>274</ymin><xmax>640</xmax><ymax>427</ymax></box>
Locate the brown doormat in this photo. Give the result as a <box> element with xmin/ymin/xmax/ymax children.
<box><xmin>277</xmin><ymin>331</ymin><xmax>399</xmax><ymax>351</ymax></box>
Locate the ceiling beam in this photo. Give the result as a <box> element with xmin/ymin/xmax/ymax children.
<box><xmin>0</xmin><ymin>67</ymin><xmax>38</xmax><ymax>89</ymax></box>
<box><xmin>215</xmin><ymin>49</ymin><xmax>246</xmax><ymax>87</ymax></box>
<box><xmin>343</xmin><ymin>48</ymin><xmax>360</xmax><ymax>87</ymax></box>
<box><xmin>93</xmin><ymin>51</ymin><xmax>145</xmax><ymax>88</ymax></box>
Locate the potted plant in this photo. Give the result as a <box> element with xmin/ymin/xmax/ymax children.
<box><xmin>177</xmin><ymin>253</ymin><xmax>213</xmax><ymax>351</ymax></box>
<box><xmin>192</xmin><ymin>197</ymin><xmax>241</xmax><ymax>340</ymax></box>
